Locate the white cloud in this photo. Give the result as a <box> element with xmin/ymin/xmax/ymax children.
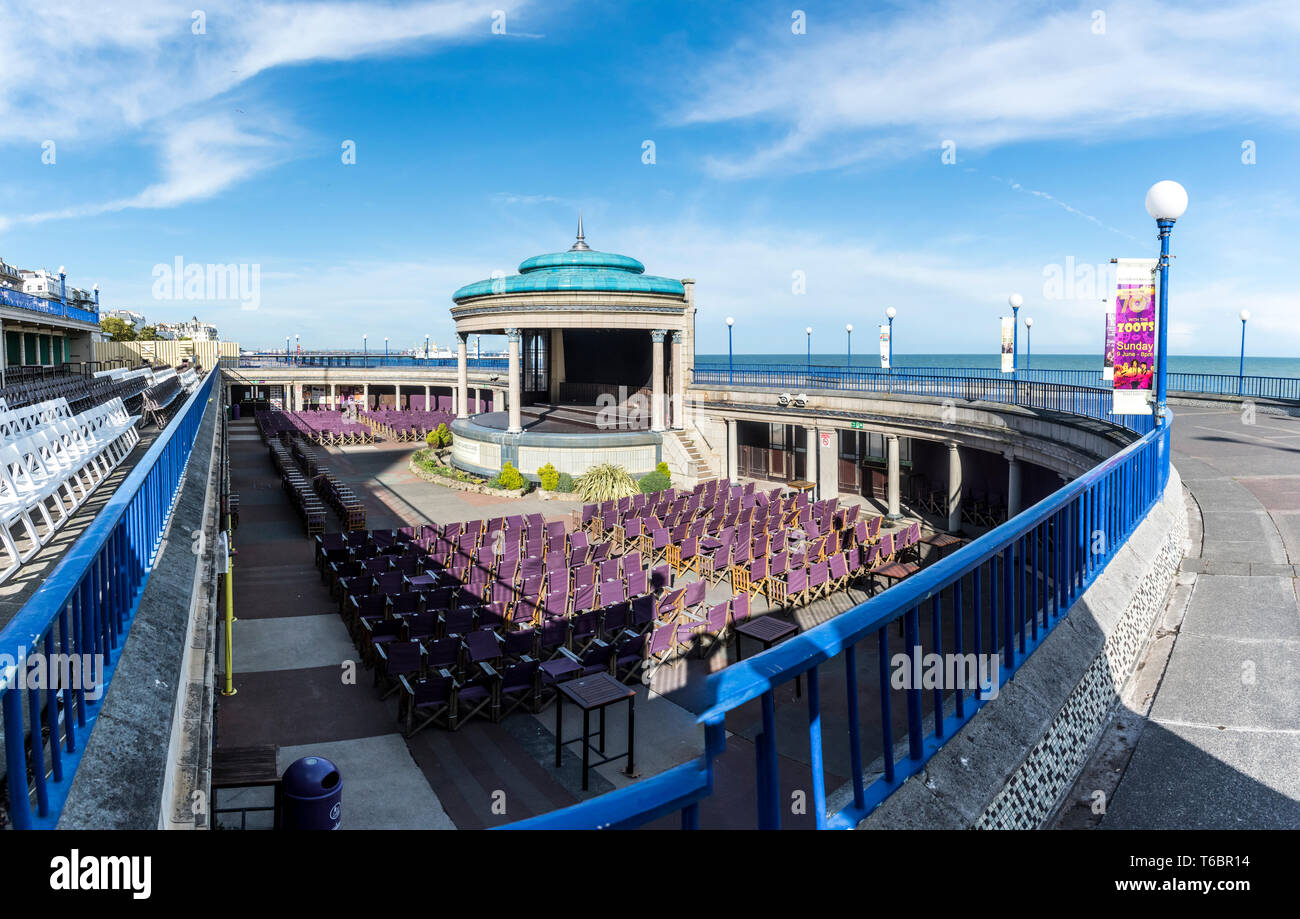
<box><xmin>674</xmin><ymin>0</ymin><xmax>1300</xmax><ymax>178</ymax></box>
<box><xmin>0</xmin><ymin>1</ymin><xmax>512</xmax><ymax>223</ymax></box>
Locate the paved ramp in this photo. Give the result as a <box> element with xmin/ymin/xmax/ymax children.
<box><xmin>1102</xmin><ymin>407</ymin><xmax>1300</xmax><ymax>829</ymax></box>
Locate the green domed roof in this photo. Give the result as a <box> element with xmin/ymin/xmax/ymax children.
<box><xmin>452</xmin><ymin>223</ymin><xmax>685</xmax><ymax>302</ymax></box>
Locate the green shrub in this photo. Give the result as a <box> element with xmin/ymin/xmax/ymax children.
<box><xmin>655</xmin><ymin>461</ymin><xmax>671</xmax><ymax>484</ymax></box>
<box><xmin>538</xmin><ymin>462</ymin><xmax>560</xmax><ymax>492</ymax></box>
<box><xmin>555</xmin><ymin>472</ymin><xmax>575</xmax><ymax>493</ymax></box>
<box><xmin>638</xmin><ymin>470</ymin><xmax>670</xmax><ymax>494</ymax></box>
<box><xmin>434</xmin><ymin>423</ymin><xmax>452</xmax><ymax>448</ymax></box>
<box><xmin>496</xmin><ymin>461</ymin><xmax>525</xmax><ymax>491</ymax></box>
<box><xmin>574</xmin><ymin>463</ymin><xmax>639</xmax><ymax>502</ymax></box>
<box><xmin>426</xmin><ymin>430</ymin><xmax>438</xmax><ymax>447</ymax></box>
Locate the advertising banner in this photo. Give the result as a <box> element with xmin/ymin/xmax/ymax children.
<box><xmin>1103</xmin><ymin>307</ymin><xmax>1116</xmax><ymax>381</ymax></box>
<box><xmin>1111</xmin><ymin>258</ymin><xmax>1159</xmax><ymax>414</ymax></box>
<box><xmin>879</xmin><ymin>325</ymin><xmax>891</xmax><ymax>369</ymax></box>
<box><xmin>1000</xmin><ymin>317</ymin><xmax>1015</xmax><ymax>373</ymax></box>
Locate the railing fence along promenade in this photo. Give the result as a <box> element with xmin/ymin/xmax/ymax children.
<box><xmin>238</xmin><ymin>353</ymin><xmax>509</xmax><ymax>371</ymax></box>
<box><xmin>504</xmin><ymin>372</ymin><xmax>1168</xmax><ymax>829</ymax></box>
<box><xmin>0</xmin><ymin>369</ymin><xmax>217</xmax><ymax>829</ymax></box>
<box><xmin>0</xmin><ymin>286</ymin><xmax>99</xmax><ymax>325</ymax></box>
<box><xmin>692</xmin><ymin>362</ymin><xmax>1300</xmax><ymax>402</ymax></box>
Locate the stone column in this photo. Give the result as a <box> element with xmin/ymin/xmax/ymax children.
<box><xmin>650</xmin><ymin>329</ymin><xmax>666</xmax><ymax>432</ymax></box>
<box><xmin>805</xmin><ymin>426</ymin><xmax>818</xmax><ymax>495</ymax></box>
<box><xmin>493</xmin><ymin>389</ymin><xmax>504</xmax><ymax>412</ymax></box>
<box><xmin>549</xmin><ymin>329</ymin><xmax>565</xmax><ymax>403</ymax></box>
<box><xmin>670</xmin><ymin>331</ymin><xmax>684</xmax><ymax>429</ymax></box>
<box><xmin>363</xmin><ymin>383</ymin><xmax>369</xmax><ymax>410</ymax></box>
<box><xmin>947</xmin><ymin>441</ymin><xmax>963</xmax><ymax>533</ymax></box>
<box><xmin>1006</xmin><ymin>452</ymin><xmax>1022</xmax><ymax>518</ymax></box>
<box><xmin>726</xmin><ymin>418</ymin><xmax>738</xmax><ymax>482</ymax></box>
<box><xmin>456</xmin><ymin>333</ymin><xmax>468</xmax><ymax>418</ymax></box>
<box><xmin>423</xmin><ymin>384</ymin><xmax>430</xmax><ymax>412</ymax></box>
<box><xmin>329</xmin><ymin>383</ymin><xmax>336</xmax><ymax>408</ymax></box>
<box><xmin>817</xmin><ymin>428</ymin><xmax>838</xmax><ymax>500</ymax></box>
<box><xmin>395</xmin><ymin>383</ymin><xmax>402</xmax><ymax>410</ymax></box>
<box><xmin>886</xmin><ymin>434</ymin><xmax>902</xmax><ymax>521</ymax></box>
<box><xmin>506</xmin><ymin>328</ymin><xmax>522</xmax><ymax>434</ymax></box>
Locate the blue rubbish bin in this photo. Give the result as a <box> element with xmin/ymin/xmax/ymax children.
<box><xmin>232</xmin><ymin>403</ymin><xmax>241</xmax><ymax>420</ymax></box>
<box><xmin>280</xmin><ymin>756</ymin><xmax>342</xmax><ymax>830</ymax></box>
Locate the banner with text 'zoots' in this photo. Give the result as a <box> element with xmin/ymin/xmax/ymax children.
<box><xmin>1111</xmin><ymin>257</ymin><xmax>1159</xmax><ymax>414</ymax></box>
<box><xmin>1000</xmin><ymin>317</ymin><xmax>1014</xmax><ymax>373</ymax></box>
<box><xmin>1103</xmin><ymin>307</ymin><xmax>1116</xmax><ymax>381</ymax></box>
<box><xmin>879</xmin><ymin>325</ymin><xmax>890</xmax><ymax>369</ymax></box>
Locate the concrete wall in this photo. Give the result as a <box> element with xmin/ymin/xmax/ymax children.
<box><xmin>95</xmin><ymin>339</ymin><xmax>237</xmax><ymax>369</ymax></box>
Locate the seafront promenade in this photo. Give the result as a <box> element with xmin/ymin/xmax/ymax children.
<box><xmin>1099</xmin><ymin>405</ymin><xmax>1300</xmax><ymax>828</ymax></box>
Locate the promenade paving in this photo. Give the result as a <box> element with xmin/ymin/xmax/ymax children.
<box><xmin>1101</xmin><ymin>407</ymin><xmax>1300</xmax><ymax>829</ymax></box>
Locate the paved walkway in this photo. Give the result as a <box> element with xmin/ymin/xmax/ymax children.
<box><xmin>1102</xmin><ymin>406</ymin><xmax>1300</xmax><ymax>828</ymax></box>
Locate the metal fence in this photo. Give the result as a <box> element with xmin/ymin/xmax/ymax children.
<box><xmin>0</xmin><ymin>369</ymin><xmax>217</xmax><ymax>829</ymax></box>
<box><xmin>504</xmin><ymin>375</ymin><xmax>1165</xmax><ymax>829</ymax></box>
<box><xmin>693</xmin><ymin>363</ymin><xmax>1300</xmax><ymax>402</ymax></box>
<box><xmin>0</xmin><ymin>286</ymin><xmax>99</xmax><ymax>325</ymax></box>
<box><xmin>238</xmin><ymin>353</ymin><xmax>509</xmax><ymax>371</ymax></box>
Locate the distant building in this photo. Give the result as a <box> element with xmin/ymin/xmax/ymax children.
<box><xmin>155</xmin><ymin>316</ymin><xmax>218</xmax><ymax>341</ymax></box>
<box><xmin>105</xmin><ymin>309</ymin><xmax>147</xmax><ymax>328</ymax></box>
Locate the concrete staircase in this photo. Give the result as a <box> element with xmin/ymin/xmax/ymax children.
<box><xmin>671</xmin><ymin>430</ymin><xmax>713</xmax><ymax>480</ymax></box>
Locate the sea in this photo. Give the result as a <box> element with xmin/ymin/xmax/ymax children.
<box><xmin>697</xmin><ymin>353</ymin><xmax>1300</xmax><ymax>378</ymax></box>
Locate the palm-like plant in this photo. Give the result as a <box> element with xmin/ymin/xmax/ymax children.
<box><xmin>574</xmin><ymin>463</ymin><xmax>639</xmax><ymax>502</ymax></box>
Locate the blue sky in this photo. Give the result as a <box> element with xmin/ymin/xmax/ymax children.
<box><xmin>1</xmin><ymin>0</ymin><xmax>1297</xmax><ymax>355</ymax></box>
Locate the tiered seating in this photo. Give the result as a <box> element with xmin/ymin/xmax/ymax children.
<box><xmin>141</xmin><ymin>369</ymin><xmax>185</xmax><ymax>428</ymax></box>
<box><xmin>0</xmin><ymin>370</ymin><xmax>150</xmax><ymax>416</ymax></box>
<box><xmin>359</xmin><ymin>409</ymin><xmax>455</xmax><ymax>442</ymax></box>
<box><xmin>255</xmin><ymin>409</ymin><xmax>374</xmax><ymax>446</ymax></box>
<box><xmin>314</xmin><ymin>470</ymin><xmax>365</xmax><ymax>531</ymax></box>
<box><xmin>0</xmin><ymin>396</ymin><xmax>140</xmax><ymax>583</ymax></box>
<box><xmin>269</xmin><ymin>439</ymin><xmax>326</xmax><ymax>534</ymax></box>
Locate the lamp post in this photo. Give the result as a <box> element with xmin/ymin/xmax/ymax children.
<box><xmin>1024</xmin><ymin>317</ymin><xmax>1033</xmax><ymax>372</ymax></box>
<box><xmin>295</xmin><ymin>333</ymin><xmax>300</xmax><ymax>367</ymax></box>
<box><xmin>384</xmin><ymin>336</ymin><xmax>389</xmax><ymax>366</ymax></box>
<box><xmin>845</xmin><ymin>322</ymin><xmax>853</xmax><ymax>368</ymax></box>
<box><xmin>726</xmin><ymin>317</ymin><xmax>735</xmax><ymax>385</ymax></box>
<box><xmin>1008</xmin><ymin>293</ymin><xmax>1022</xmax><ymax>402</ymax></box>
<box><xmin>1238</xmin><ymin>309</ymin><xmax>1250</xmax><ymax>395</ymax></box>
<box><xmin>285</xmin><ymin>336</ymin><xmax>290</xmax><ymax>366</ymax></box>
<box><xmin>1145</xmin><ymin>179</ymin><xmax>1188</xmax><ymax>494</ymax></box>
<box><xmin>425</xmin><ymin>334</ymin><xmax>430</xmax><ymax>360</ymax></box>
<box><xmin>885</xmin><ymin>306</ymin><xmax>896</xmax><ymax>393</ymax></box>
<box><xmin>363</xmin><ymin>334</ymin><xmax>368</xmax><ymax>369</ymax></box>
<box><xmin>805</xmin><ymin>326</ymin><xmax>812</xmax><ymax>380</ymax></box>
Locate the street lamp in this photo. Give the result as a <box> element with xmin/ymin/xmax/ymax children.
<box><xmin>384</xmin><ymin>336</ymin><xmax>389</xmax><ymax>365</ymax></box>
<box><xmin>726</xmin><ymin>317</ymin><xmax>735</xmax><ymax>384</ymax></box>
<box><xmin>1238</xmin><ymin>309</ymin><xmax>1250</xmax><ymax>394</ymax></box>
<box><xmin>806</xmin><ymin>326</ymin><xmax>812</xmax><ymax>378</ymax></box>
<box><xmin>363</xmin><ymin>334</ymin><xmax>368</xmax><ymax>369</ymax></box>
<box><xmin>1145</xmin><ymin>179</ymin><xmax>1188</xmax><ymax>493</ymax></box>
<box><xmin>1008</xmin><ymin>293</ymin><xmax>1022</xmax><ymax>401</ymax></box>
<box><xmin>1024</xmin><ymin>317</ymin><xmax>1033</xmax><ymax>372</ymax></box>
<box><xmin>425</xmin><ymin>334</ymin><xmax>430</xmax><ymax>360</ymax></box>
<box><xmin>295</xmin><ymin>333</ymin><xmax>300</xmax><ymax>367</ymax></box>
<box><xmin>845</xmin><ymin>323</ymin><xmax>853</xmax><ymax>368</ymax></box>
<box><xmin>285</xmin><ymin>336</ymin><xmax>290</xmax><ymax>365</ymax></box>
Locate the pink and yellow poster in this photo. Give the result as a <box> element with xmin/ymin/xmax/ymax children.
<box><xmin>1111</xmin><ymin>258</ymin><xmax>1158</xmax><ymax>414</ymax></box>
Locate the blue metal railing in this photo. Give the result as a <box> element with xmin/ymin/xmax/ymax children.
<box><xmin>692</xmin><ymin>363</ymin><xmax>1300</xmax><ymax>402</ymax></box>
<box><xmin>0</xmin><ymin>369</ymin><xmax>217</xmax><ymax>829</ymax></box>
<box><xmin>0</xmin><ymin>286</ymin><xmax>99</xmax><ymax>325</ymax></box>
<box><xmin>238</xmin><ymin>353</ymin><xmax>509</xmax><ymax>370</ymax></box>
<box><xmin>504</xmin><ymin>375</ymin><xmax>1165</xmax><ymax>829</ymax></box>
